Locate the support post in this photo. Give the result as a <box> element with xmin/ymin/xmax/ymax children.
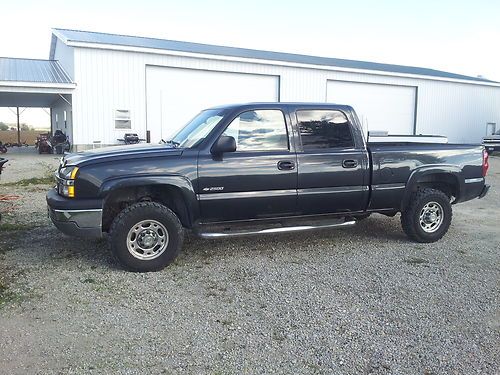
<box><xmin>16</xmin><ymin>107</ymin><xmax>20</xmax><ymax>145</ymax></box>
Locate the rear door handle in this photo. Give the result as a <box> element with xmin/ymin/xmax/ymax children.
<box><xmin>277</xmin><ymin>160</ymin><xmax>295</xmax><ymax>170</ymax></box>
<box><xmin>342</xmin><ymin>159</ymin><xmax>358</xmax><ymax>168</ymax></box>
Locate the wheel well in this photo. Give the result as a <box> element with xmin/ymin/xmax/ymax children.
<box><xmin>102</xmin><ymin>185</ymin><xmax>191</xmax><ymax>232</ymax></box>
<box><xmin>413</xmin><ymin>173</ymin><xmax>459</xmax><ymax>201</ymax></box>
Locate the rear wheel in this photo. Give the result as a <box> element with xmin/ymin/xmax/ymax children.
<box><xmin>109</xmin><ymin>202</ymin><xmax>184</xmax><ymax>272</ymax></box>
<box><xmin>401</xmin><ymin>188</ymin><xmax>452</xmax><ymax>243</ymax></box>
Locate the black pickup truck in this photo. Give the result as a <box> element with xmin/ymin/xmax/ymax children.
<box><xmin>47</xmin><ymin>103</ymin><xmax>490</xmax><ymax>272</ymax></box>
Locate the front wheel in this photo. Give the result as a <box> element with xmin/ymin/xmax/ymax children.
<box><xmin>401</xmin><ymin>188</ymin><xmax>452</xmax><ymax>243</ymax></box>
<box><xmin>109</xmin><ymin>202</ymin><xmax>184</xmax><ymax>272</ymax></box>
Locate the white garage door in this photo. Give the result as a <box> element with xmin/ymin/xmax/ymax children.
<box><xmin>326</xmin><ymin>80</ymin><xmax>416</xmax><ymax>135</ymax></box>
<box><xmin>146</xmin><ymin>66</ymin><xmax>279</xmax><ymax>142</ymax></box>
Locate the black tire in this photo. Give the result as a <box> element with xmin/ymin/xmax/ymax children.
<box><xmin>109</xmin><ymin>202</ymin><xmax>184</xmax><ymax>272</ymax></box>
<box><xmin>401</xmin><ymin>188</ymin><xmax>452</xmax><ymax>243</ymax></box>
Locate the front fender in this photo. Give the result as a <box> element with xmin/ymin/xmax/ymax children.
<box><xmin>99</xmin><ymin>174</ymin><xmax>199</xmax><ymax>225</ymax></box>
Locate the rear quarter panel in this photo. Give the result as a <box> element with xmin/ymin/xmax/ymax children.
<box><xmin>368</xmin><ymin>143</ymin><xmax>484</xmax><ymax>210</ymax></box>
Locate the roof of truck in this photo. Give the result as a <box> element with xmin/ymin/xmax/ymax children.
<box><xmin>206</xmin><ymin>102</ymin><xmax>354</xmax><ymax>111</ymax></box>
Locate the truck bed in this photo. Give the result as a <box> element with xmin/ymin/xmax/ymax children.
<box><xmin>367</xmin><ymin>142</ymin><xmax>485</xmax><ymax>210</ymax></box>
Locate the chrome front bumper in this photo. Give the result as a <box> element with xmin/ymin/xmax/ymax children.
<box><xmin>48</xmin><ymin>207</ymin><xmax>103</xmax><ymax>238</ymax></box>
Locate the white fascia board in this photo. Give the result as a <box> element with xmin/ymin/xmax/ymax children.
<box><xmin>67</xmin><ymin>41</ymin><xmax>500</xmax><ymax>88</ymax></box>
<box><xmin>51</xmin><ymin>29</ymin><xmax>70</xmax><ymax>44</ymax></box>
<box><xmin>0</xmin><ymin>81</ymin><xmax>76</xmax><ymax>91</ymax></box>
<box><xmin>50</xmin><ymin>29</ymin><xmax>71</xmax><ymax>59</ymax></box>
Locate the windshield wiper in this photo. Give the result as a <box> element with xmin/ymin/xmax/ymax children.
<box><xmin>161</xmin><ymin>139</ymin><xmax>181</xmax><ymax>148</ymax></box>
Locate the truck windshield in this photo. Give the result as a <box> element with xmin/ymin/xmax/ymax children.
<box><xmin>170</xmin><ymin>109</ymin><xmax>226</xmax><ymax>148</ymax></box>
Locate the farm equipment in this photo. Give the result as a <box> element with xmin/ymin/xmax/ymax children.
<box><xmin>35</xmin><ymin>131</ymin><xmax>71</xmax><ymax>154</ymax></box>
<box><xmin>117</xmin><ymin>133</ymin><xmax>145</xmax><ymax>145</ymax></box>
<box><xmin>36</xmin><ymin>133</ymin><xmax>52</xmax><ymax>154</ymax></box>
<box><xmin>52</xmin><ymin>130</ymin><xmax>71</xmax><ymax>154</ymax></box>
<box><xmin>0</xmin><ymin>157</ymin><xmax>7</xmax><ymax>175</ymax></box>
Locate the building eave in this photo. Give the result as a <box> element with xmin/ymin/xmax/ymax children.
<box><xmin>0</xmin><ymin>81</ymin><xmax>76</xmax><ymax>90</ymax></box>
<box><xmin>50</xmin><ymin>29</ymin><xmax>70</xmax><ymax>60</ymax></box>
<box><xmin>66</xmin><ymin>40</ymin><xmax>500</xmax><ymax>88</ymax></box>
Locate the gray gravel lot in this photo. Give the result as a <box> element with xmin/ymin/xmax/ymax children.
<box><xmin>0</xmin><ymin>148</ymin><xmax>60</xmax><ymax>184</ymax></box>
<box><xmin>0</xmin><ymin>152</ymin><xmax>498</xmax><ymax>374</ymax></box>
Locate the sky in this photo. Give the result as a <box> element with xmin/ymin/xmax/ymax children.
<box><xmin>1</xmin><ymin>0</ymin><xmax>499</xmax><ymax>127</ymax></box>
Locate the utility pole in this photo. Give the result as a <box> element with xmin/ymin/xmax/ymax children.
<box><xmin>16</xmin><ymin>107</ymin><xmax>20</xmax><ymax>145</ymax></box>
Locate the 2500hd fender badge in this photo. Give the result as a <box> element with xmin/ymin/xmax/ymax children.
<box><xmin>202</xmin><ymin>187</ymin><xmax>224</xmax><ymax>192</ymax></box>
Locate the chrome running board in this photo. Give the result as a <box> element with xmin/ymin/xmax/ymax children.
<box><xmin>197</xmin><ymin>220</ymin><xmax>356</xmax><ymax>239</ymax></box>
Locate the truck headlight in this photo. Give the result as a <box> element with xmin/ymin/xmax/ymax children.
<box><xmin>59</xmin><ymin>166</ymin><xmax>79</xmax><ymax>180</ymax></box>
<box><xmin>58</xmin><ymin>166</ymin><xmax>79</xmax><ymax>198</ymax></box>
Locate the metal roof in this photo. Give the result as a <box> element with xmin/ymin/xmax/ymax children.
<box><xmin>0</xmin><ymin>57</ymin><xmax>73</xmax><ymax>84</ymax></box>
<box><xmin>52</xmin><ymin>28</ymin><xmax>495</xmax><ymax>84</ymax></box>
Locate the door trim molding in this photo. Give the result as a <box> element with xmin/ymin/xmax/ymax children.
<box><xmin>198</xmin><ymin>189</ymin><xmax>297</xmax><ymax>200</ymax></box>
<box><xmin>298</xmin><ymin>186</ymin><xmax>369</xmax><ymax>195</ymax></box>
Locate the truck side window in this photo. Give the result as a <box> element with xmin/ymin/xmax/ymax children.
<box><xmin>223</xmin><ymin>110</ymin><xmax>289</xmax><ymax>151</ymax></box>
<box><xmin>297</xmin><ymin>110</ymin><xmax>354</xmax><ymax>149</ymax></box>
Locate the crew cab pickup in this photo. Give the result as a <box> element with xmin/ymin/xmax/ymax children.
<box><xmin>47</xmin><ymin>103</ymin><xmax>490</xmax><ymax>272</ymax></box>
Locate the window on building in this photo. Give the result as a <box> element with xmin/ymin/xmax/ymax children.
<box><xmin>296</xmin><ymin>110</ymin><xmax>354</xmax><ymax>149</ymax></box>
<box><xmin>115</xmin><ymin>109</ymin><xmax>132</xmax><ymax>129</ymax></box>
<box><xmin>223</xmin><ymin>110</ymin><xmax>288</xmax><ymax>151</ymax></box>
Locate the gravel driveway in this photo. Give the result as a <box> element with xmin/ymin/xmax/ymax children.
<box><xmin>0</xmin><ymin>153</ymin><xmax>498</xmax><ymax>374</ymax></box>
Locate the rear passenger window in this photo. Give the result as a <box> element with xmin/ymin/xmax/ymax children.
<box><xmin>296</xmin><ymin>110</ymin><xmax>354</xmax><ymax>149</ymax></box>
<box><xmin>223</xmin><ymin>110</ymin><xmax>288</xmax><ymax>151</ymax></box>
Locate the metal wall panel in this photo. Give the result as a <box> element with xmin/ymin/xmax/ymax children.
<box><xmin>321</xmin><ymin>70</ymin><xmax>500</xmax><ymax>143</ymax></box>
<box><xmin>53</xmin><ymin>40</ymin><xmax>75</xmax><ymax>80</ymax></box>
<box><xmin>70</xmin><ymin>47</ymin><xmax>500</xmax><ymax>147</ymax></box>
<box><xmin>327</xmin><ymin>80</ymin><xmax>416</xmax><ymax>135</ymax></box>
<box><xmin>145</xmin><ymin>66</ymin><xmax>279</xmax><ymax>142</ymax></box>
<box><xmin>51</xmin><ymin>95</ymin><xmax>73</xmax><ymax>142</ymax></box>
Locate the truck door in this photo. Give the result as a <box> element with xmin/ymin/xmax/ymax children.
<box><xmin>197</xmin><ymin>109</ymin><xmax>298</xmax><ymax>222</ymax></box>
<box><xmin>295</xmin><ymin>109</ymin><xmax>369</xmax><ymax>215</ymax></box>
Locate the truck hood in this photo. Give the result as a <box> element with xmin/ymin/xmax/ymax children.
<box><xmin>63</xmin><ymin>143</ymin><xmax>183</xmax><ymax>167</ymax></box>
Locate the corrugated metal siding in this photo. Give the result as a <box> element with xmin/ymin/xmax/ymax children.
<box><xmin>71</xmin><ymin>47</ymin><xmax>500</xmax><ymax>146</ymax></box>
<box><xmin>325</xmin><ymin>71</ymin><xmax>500</xmax><ymax>143</ymax></box>
<box><xmin>55</xmin><ymin>28</ymin><xmax>496</xmax><ymax>83</ymax></box>
<box><xmin>53</xmin><ymin>40</ymin><xmax>75</xmax><ymax>80</ymax></box>
<box><xmin>0</xmin><ymin>57</ymin><xmax>73</xmax><ymax>84</ymax></box>
<box><xmin>51</xmin><ymin>95</ymin><xmax>73</xmax><ymax>142</ymax></box>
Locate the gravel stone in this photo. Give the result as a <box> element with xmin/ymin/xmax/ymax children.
<box><xmin>0</xmin><ymin>153</ymin><xmax>498</xmax><ymax>374</ymax></box>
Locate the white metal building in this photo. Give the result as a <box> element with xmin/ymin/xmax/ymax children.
<box><xmin>1</xmin><ymin>28</ymin><xmax>500</xmax><ymax>150</ymax></box>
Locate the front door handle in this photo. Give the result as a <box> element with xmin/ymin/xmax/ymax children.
<box><xmin>342</xmin><ymin>159</ymin><xmax>358</xmax><ymax>168</ymax></box>
<box><xmin>277</xmin><ymin>160</ymin><xmax>295</xmax><ymax>170</ymax></box>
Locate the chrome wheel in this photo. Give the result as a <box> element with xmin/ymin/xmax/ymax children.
<box><xmin>126</xmin><ymin>220</ymin><xmax>169</xmax><ymax>260</ymax></box>
<box><xmin>419</xmin><ymin>201</ymin><xmax>443</xmax><ymax>233</ymax></box>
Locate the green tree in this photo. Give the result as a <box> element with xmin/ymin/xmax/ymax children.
<box><xmin>0</xmin><ymin>122</ymin><xmax>8</xmax><ymax>131</ymax></box>
<box><xmin>20</xmin><ymin>123</ymin><xmax>32</xmax><ymax>131</ymax></box>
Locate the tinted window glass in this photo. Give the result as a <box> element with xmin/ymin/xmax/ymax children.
<box><xmin>297</xmin><ymin>110</ymin><xmax>354</xmax><ymax>149</ymax></box>
<box><xmin>223</xmin><ymin>110</ymin><xmax>288</xmax><ymax>151</ymax></box>
<box><xmin>172</xmin><ymin>109</ymin><xmax>225</xmax><ymax>148</ymax></box>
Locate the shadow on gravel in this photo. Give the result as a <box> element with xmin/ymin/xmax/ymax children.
<box><xmin>1</xmin><ymin>227</ymin><xmax>117</xmax><ymax>271</ymax></box>
<box><xmin>3</xmin><ymin>215</ymin><xmax>405</xmax><ymax>271</ymax></box>
<box><xmin>181</xmin><ymin>215</ymin><xmax>405</xmax><ymax>259</ymax></box>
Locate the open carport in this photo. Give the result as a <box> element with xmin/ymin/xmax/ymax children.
<box><xmin>0</xmin><ymin>57</ymin><xmax>75</xmax><ymax>145</ymax></box>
